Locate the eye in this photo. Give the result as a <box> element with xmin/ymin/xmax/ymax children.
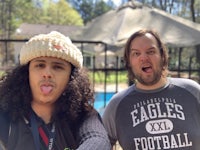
<box><xmin>131</xmin><ymin>51</ymin><xmax>140</xmax><ymax>57</ymax></box>
<box><xmin>35</xmin><ymin>63</ymin><xmax>45</xmax><ymax>68</ymax></box>
<box><xmin>147</xmin><ymin>50</ymin><xmax>155</xmax><ymax>55</ymax></box>
<box><xmin>53</xmin><ymin>65</ymin><xmax>63</xmax><ymax>70</ymax></box>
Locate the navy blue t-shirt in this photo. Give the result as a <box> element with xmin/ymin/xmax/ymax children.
<box><xmin>103</xmin><ymin>78</ymin><xmax>200</xmax><ymax>150</ymax></box>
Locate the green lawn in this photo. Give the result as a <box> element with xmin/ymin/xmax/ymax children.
<box><xmin>0</xmin><ymin>69</ymin><xmax>128</xmax><ymax>84</ymax></box>
<box><xmin>0</xmin><ymin>71</ymin><xmax>5</xmax><ymax>78</ymax></box>
<box><xmin>89</xmin><ymin>71</ymin><xmax>128</xmax><ymax>84</ymax></box>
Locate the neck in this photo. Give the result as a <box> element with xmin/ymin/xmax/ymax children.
<box><xmin>31</xmin><ymin>102</ymin><xmax>55</xmax><ymax>124</ymax></box>
<box><xmin>136</xmin><ymin>77</ymin><xmax>168</xmax><ymax>90</ymax></box>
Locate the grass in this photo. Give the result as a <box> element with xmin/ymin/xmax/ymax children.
<box><xmin>89</xmin><ymin>71</ymin><xmax>128</xmax><ymax>84</ymax></box>
<box><xmin>0</xmin><ymin>71</ymin><xmax>5</xmax><ymax>78</ymax></box>
<box><xmin>0</xmin><ymin>69</ymin><xmax>128</xmax><ymax>84</ymax></box>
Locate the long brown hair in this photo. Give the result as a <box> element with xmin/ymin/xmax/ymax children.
<box><xmin>123</xmin><ymin>29</ymin><xmax>169</xmax><ymax>82</ymax></box>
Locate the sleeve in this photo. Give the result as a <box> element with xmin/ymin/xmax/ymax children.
<box><xmin>102</xmin><ymin>95</ymin><xmax>119</xmax><ymax>146</ymax></box>
<box><xmin>0</xmin><ymin>112</ymin><xmax>10</xmax><ymax>146</ymax></box>
<box><xmin>76</xmin><ymin>112</ymin><xmax>111</xmax><ymax>150</ymax></box>
<box><xmin>102</xmin><ymin>86</ymin><xmax>134</xmax><ymax>146</ymax></box>
<box><xmin>170</xmin><ymin>78</ymin><xmax>200</xmax><ymax>102</ymax></box>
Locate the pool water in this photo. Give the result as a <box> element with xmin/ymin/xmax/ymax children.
<box><xmin>94</xmin><ymin>92</ymin><xmax>115</xmax><ymax>115</ymax></box>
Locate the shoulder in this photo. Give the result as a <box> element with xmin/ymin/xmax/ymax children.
<box><xmin>0</xmin><ymin>112</ymin><xmax>10</xmax><ymax>145</ymax></box>
<box><xmin>168</xmin><ymin>77</ymin><xmax>200</xmax><ymax>100</ymax></box>
<box><xmin>0</xmin><ymin>111</ymin><xmax>9</xmax><ymax>123</ymax></box>
<box><xmin>102</xmin><ymin>85</ymin><xmax>135</xmax><ymax>139</ymax></box>
<box><xmin>102</xmin><ymin>85</ymin><xmax>134</xmax><ymax>119</ymax></box>
<box><xmin>169</xmin><ymin>77</ymin><xmax>200</xmax><ymax>89</ymax></box>
<box><xmin>77</xmin><ymin>111</ymin><xmax>111</xmax><ymax>150</ymax></box>
<box><xmin>108</xmin><ymin>84</ymin><xmax>135</xmax><ymax>108</ymax></box>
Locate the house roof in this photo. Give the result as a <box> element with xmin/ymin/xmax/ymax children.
<box><xmin>14</xmin><ymin>23</ymin><xmax>83</xmax><ymax>40</ymax></box>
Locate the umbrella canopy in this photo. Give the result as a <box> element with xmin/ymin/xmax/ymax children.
<box><xmin>99</xmin><ymin>50</ymin><xmax>116</xmax><ymax>56</ymax></box>
<box><xmin>75</xmin><ymin>1</ymin><xmax>200</xmax><ymax>47</ymax></box>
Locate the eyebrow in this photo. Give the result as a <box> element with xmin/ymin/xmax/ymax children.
<box><xmin>52</xmin><ymin>61</ymin><xmax>67</xmax><ymax>66</ymax></box>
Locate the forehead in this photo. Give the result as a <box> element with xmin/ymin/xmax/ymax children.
<box><xmin>130</xmin><ymin>33</ymin><xmax>158</xmax><ymax>49</ymax></box>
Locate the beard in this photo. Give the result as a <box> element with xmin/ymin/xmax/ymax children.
<box><xmin>134</xmin><ymin>63</ymin><xmax>164</xmax><ymax>86</ymax></box>
<box><xmin>135</xmin><ymin>69</ymin><xmax>162</xmax><ymax>86</ymax></box>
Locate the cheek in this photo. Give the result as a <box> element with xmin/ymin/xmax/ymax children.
<box><xmin>129</xmin><ymin>57</ymin><xmax>135</xmax><ymax>66</ymax></box>
<box><xmin>57</xmin><ymin>74</ymin><xmax>71</xmax><ymax>90</ymax></box>
<box><xmin>29</xmin><ymin>75</ymin><xmax>36</xmax><ymax>92</ymax></box>
<box><xmin>129</xmin><ymin>58</ymin><xmax>138</xmax><ymax>70</ymax></box>
<box><xmin>29</xmin><ymin>71</ymin><xmax>40</xmax><ymax>90</ymax></box>
<box><xmin>153</xmin><ymin>56</ymin><xmax>163</xmax><ymax>68</ymax></box>
<box><xmin>29</xmin><ymin>72</ymin><xmax>34</xmax><ymax>87</ymax></box>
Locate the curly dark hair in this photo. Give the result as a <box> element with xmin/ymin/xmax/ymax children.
<box><xmin>0</xmin><ymin>64</ymin><xmax>96</xmax><ymax>149</ymax></box>
<box><xmin>123</xmin><ymin>29</ymin><xmax>169</xmax><ymax>82</ymax></box>
<box><xmin>0</xmin><ymin>64</ymin><xmax>95</xmax><ymax>124</ymax></box>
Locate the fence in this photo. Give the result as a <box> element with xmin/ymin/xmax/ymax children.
<box><xmin>0</xmin><ymin>39</ymin><xmax>200</xmax><ymax>149</ymax></box>
<box><xmin>0</xmin><ymin>39</ymin><xmax>200</xmax><ymax>100</ymax></box>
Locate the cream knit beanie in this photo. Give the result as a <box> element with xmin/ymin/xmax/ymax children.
<box><xmin>20</xmin><ymin>31</ymin><xmax>83</xmax><ymax>68</ymax></box>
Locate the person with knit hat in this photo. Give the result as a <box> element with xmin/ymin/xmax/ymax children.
<box><xmin>0</xmin><ymin>31</ymin><xmax>111</xmax><ymax>150</ymax></box>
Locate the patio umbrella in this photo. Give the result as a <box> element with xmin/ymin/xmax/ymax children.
<box><xmin>99</xmin><ymin>50</ymin><xmax>116</xmax><ymax>56</ymax></box>
<box><xmin>75</xmin><ymin>1</ymin><xmax>200</xmax><ymax>48</ymax></box>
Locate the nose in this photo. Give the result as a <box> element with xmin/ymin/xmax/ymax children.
<box><xmin>139</xmin><ymin>53</ymin><xmax>149</xmax><ymax>62</ymax></box>
<box><xmin>43</xmin><ymin>67</ymin><xmax>52</xmax><ymax>79</ymax></box>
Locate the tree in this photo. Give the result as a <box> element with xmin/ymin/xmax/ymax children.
<box><xmin>42</xmin><ymin>0</ymin><xmax>83</xmax><ymax>25</ymax></box>
<box><xmin>93</xmin><ymin>0</ymin><xmax>113</xmax><ymax>18</ymax></box>
<box><xmin>135</xmin><ymin>0</ymin><xmax>199</xmax><ymax>23</ymax></box>
<box><xmin>0</xmin><ymin>0</ymin><xmax>83</xmax><ymax>39</ymax></box>
<box><xmin>72</xmin><ymin>0</ymin><xmax>94</xmax><ymax>24</ymax></box>
<box><xmin>0</xmin><ymin>0</ymin><xmax>34</xmax><ymax>38</ymax></box>
<box><xmin>19</xmin><ymin>0</ymin><xmax>83</xmax><ymax>26</ymax></box>
<box><xmin>0</xmin><ymin>0</ymin><xmax>84</xmax><ymax>66</ymax></box>
<box><xmin>195</xmin><ymin>0</ymin><xmax>200</xmax><ymax>23</ymax></box>
<box><xmin>67</xmin><ymin>0</ymin><xmax>113</xmax><ymax>24</ymax></box>
<box><xmin>191</xmin><ymin>0</ymin><xmax>195</xmax><ymax>22</ymax></box>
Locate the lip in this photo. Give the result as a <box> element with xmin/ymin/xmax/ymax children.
<box><xmin>40</xmin><ymin>80</ymin><xmax>54</xmax><ymax>86</ymax></box>
<box><xmin>141</xmin><ymin>64</ymin><xmax>152</xmax><ymax>73</ymax></box>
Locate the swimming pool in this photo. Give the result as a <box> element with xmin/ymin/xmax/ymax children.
<box><xmin>94</xmin><ymin>92</ymin><xmax>115</xmax><ymax>115</ymax></box>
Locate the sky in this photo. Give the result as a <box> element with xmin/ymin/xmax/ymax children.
<box><xmin>51</xmin><ymin>0</ymin><xmax>123</xmax><ymax>7</ymax></box>
<box><xmin>104</xmin><ymin>0</ymin><xmax>122</xmax><ymax>6</ymax></box>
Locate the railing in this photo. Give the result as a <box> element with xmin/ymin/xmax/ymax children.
<box><xmin>1</xmin><ymin>39</ymin><xmax>200</xmax><ymax>149</ymax></box>
<box><xmin>0</xmin><ymin>39</ymin><xmax>200</xmax><ymax>97</ymax></box>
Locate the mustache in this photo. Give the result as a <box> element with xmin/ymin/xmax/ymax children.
<box><xmin>39</xmin><ymin>79</ymin><xmax>55</xmax><ymax>86</ymax></box>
